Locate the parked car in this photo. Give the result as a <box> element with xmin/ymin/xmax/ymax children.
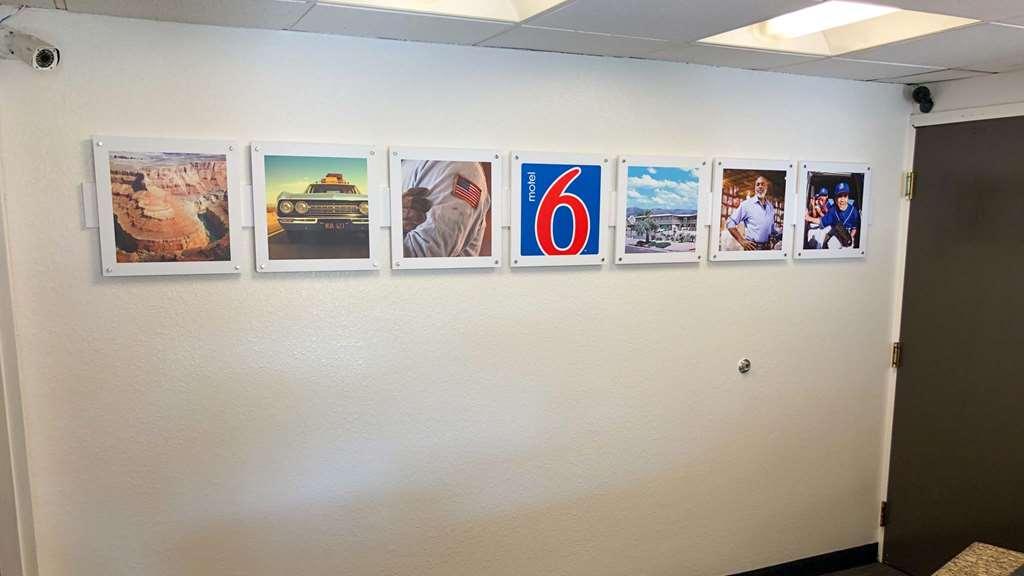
<box><xmin>276</xmin><ymin>173</ymin><xmax>369</xmax><ymax>241</ymax></box>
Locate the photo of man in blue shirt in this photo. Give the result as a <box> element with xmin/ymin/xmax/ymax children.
<box><xmin>719</xmin><ymin>170</ymin><xmax>787</xmax><ymax>251</ymax></box>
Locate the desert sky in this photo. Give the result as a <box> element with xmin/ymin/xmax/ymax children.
<box><xmin>264</xmin><ymin>155</ymin><xmax>368</xmax><ymax>208</ymax></box>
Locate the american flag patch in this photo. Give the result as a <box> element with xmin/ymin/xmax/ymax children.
<box><xmin>452</xmin><ymin>175</ymin><xmax>482</xmax><ymax>208</ymax></box>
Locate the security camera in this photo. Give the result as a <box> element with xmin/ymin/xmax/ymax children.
<box><xmin>911</xmin><ymin>85</ymin><xmax>933</xmax><ymax>114</ymax></box>
<box><xmin>0</xmin><ymin>27</ymin><xmax>60</xmax><ymax>71</ymax></box>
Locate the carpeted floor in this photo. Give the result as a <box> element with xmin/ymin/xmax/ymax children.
<box><xmin>826</xmin><ymin>564</ymin><xmax>908</xmax><ymax>576</ymax></box>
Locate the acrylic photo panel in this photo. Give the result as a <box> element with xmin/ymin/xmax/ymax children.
<box><xmin>388</xmin><ymin>147</ymin><xmax>502</xmax><ymax>270</ymax></box>
<box><xmin>511</xmin><ymin>151</ymin><xmax>610</xmax><ymax>267</ymax></box>
<box><xmin>795</xmin><ymin>161</ymin><xmax>870</xmax><ymax>260</ymax></box>
<box><xmin>615</xmin><ymin>155</ymin><xmax>710</xmax><ymax>265</ymax></box>
<box><xmin>92</xmin><ymin>136</ymin><xmax>242</xmax><ymax>276</ymax></box>
<box><xmin>710</xmin><ymin>158</ymin><xmax>795</xmax><ymax>262</ymax></box>
<box><xmin>251</xmin><ymin>142</ymin><xmax>380</xmax><ymax>272</ymax></box>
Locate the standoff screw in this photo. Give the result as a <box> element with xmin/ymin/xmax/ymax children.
<box><xmin>738</xmin><ymin>358</ymin><xmax>751</xmax><ymax>374</ymax></box>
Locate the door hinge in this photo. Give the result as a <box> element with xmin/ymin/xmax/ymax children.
<box><xmin>880</xmin><ymin>500</ymin><xmax>889</xmax><ymax>527</ymax></box>
<box><xmin>891</xmin><ymin>341</ymin><xmax>903</xmax><ymax>368</ymax></box>
<box><xmin>903</xmin><ymin>171</ymin><xmax>916</xmax><ymax>200</ymax></box>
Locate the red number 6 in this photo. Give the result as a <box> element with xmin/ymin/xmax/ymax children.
<box><xmin>535</xmin><ymin>167</ymin><xmax>591</xmax><ymax>255</ymax></box>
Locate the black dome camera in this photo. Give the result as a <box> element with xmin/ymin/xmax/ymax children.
<box><xmin>912</xmin><ymin>85</ymin><xmax>934</xmax><ymax>113</ymax></box>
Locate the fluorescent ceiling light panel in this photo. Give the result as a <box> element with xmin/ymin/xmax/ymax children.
<box><xmin>764</xmin><ymin>1</ymin><xmax>898</xmax><ymax>38</ymax></box>
<box><xmin>699</xmin><ymin>1</ymin><xmax>977</xmax><ymax>56</ymax></box>
<box><xmin>319</xmin><ymin>0</ymin><xmax>566</xmax><ymax>22</ymax></box>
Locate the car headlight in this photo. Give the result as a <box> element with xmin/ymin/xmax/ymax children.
<box><xmin>295</xmin><ymin>201</ymin><xmax>309</xmax><ymax>215</ymax></box>
<box><xmin>358</xmin><ymin>202</ymin><xmax>369</xmax><ymax>215</ymax></box>
<box><xmin>278</xmin><ymin>200</ymin><xmax>294</xmax><ymax>214</ymax></box>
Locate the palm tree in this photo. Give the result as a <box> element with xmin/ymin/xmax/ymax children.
<box><xmin>633</xmin><ymin>210</ymin><xmax>657</xmax><ymax>242</ymax></box>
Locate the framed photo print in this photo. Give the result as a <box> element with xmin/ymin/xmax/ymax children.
<box><xmin>711</xmin><ymin>158</ymin><xmax>795</xmax><ymax>262</ymax></box>
<box><xmin>92</xmin><ymin>136</ymin><xmax>242</xmax><ymax>276</ymax></box>
<box><xmin>615</xmin><ymin>155</ymin><xmax>710</xmax><ymax>265</ymax></box>
<box><xmin>389</xmin><ymin>147</ymin><xmax>502</xmax><ymax>270</ymax></box>
<box><xmin>511</xmin><ymin>151</ymin><xmax>609</xmax><ymax>267</ymax></box>
<box><xmin>795</xmin><ymin>161</ymin><xmax>870</xmax><ymax>259</ymax></box>
<box><xmin>251</xmin><ymin>142</ymin><xmax>380</xmax><ymax>272</ymax></box>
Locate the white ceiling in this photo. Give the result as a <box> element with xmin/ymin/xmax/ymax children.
<box><xmin>5</xmin><ymin>0</ymin><xmax>1024</xmax><ymax>84</ymax></box>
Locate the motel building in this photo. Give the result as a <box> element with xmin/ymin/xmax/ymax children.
<box><xmin>627</xmin><ymin>213</ymin><xmax>698</xmax><ymax>242</ymax></box>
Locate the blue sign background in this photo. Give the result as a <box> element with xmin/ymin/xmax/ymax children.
<box><xmin>520</xmin><ymin>163</ymin><xmax>602</xmax><ymax>256</ymax></box>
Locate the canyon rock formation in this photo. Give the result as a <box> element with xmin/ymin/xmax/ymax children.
<box><xmin>109</xmin><ymin>152</ymin><xmax>231</xmax><ymax>262</ymax></box>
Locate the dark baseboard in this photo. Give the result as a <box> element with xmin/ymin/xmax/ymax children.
<box><xmin>731</xmin><ymin>543</ymin><xmax>879</xmax><ymax>576</ymax></box>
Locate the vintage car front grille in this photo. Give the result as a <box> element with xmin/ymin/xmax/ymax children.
<box><xmin>308</xmin><ymin>203</ymin><xmax>361</xmax><ymax>216</ymax></box>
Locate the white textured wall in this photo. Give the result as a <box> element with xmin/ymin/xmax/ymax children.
<box><xmin>926</xmin><ymin>68</ymin><xmax>1024</xmax><ymax>113</ymax></box>
<box><xmin>0</xmin><ymin>10</ymin><xmax>910</xmax><ymax>576</ymax></box>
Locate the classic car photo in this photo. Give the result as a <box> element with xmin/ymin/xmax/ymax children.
<box><xmin>261</xmin><ymin>153</ymin><xmax>373</xmax><ymax>261</ymax></box>
<box><xmin>275</xmin><ymin>172</ymin><xmax>369</xmax><ymax>241</ymax></box>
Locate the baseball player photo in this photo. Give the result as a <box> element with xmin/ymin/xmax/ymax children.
<box><xmin>400</xmin><ymin>159</ymin><xmax>492</xmax><ymax>258</ymax></box>
<box><xmin>801</xmin><ymin>171</ymin><xmax>864</xmax><ymax>251</ymax></box>
<box><xmin>718</xmin><ymin>169</ymin><xmax>788</xmax><ymax>252</ymax></box>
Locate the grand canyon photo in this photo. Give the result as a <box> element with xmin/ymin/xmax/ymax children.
<box><xmin>108</xmin><ymin>152</ymin><xmax>231</xmax><ymax>262</ymax></box>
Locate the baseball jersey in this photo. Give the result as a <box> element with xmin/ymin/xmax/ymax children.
<box><xmin>401</xmin><ymin>161</ymin><xmax>490</xmax><ymax>257</ymax></box>
<box><xmin>819</xmin><ymin>203</ymin><xmax>860</xmax><ymax>231</ymax></box>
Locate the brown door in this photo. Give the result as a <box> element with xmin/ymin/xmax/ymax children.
<box><xmin>883</xmin><ymin>116</ymin><xmax>1024</xmax><ymax>575</ymax></box>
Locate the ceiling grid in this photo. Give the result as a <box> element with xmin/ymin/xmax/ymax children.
<box><xmin>5</xmin><ymin>0</ymin><xmax>1024</xmax><ymax>83</ymax></box>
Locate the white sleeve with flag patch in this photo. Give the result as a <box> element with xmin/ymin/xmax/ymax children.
<box><xmin>402</xmin><ymin>161</ymin><xmax>490</xmax><ymax>258</ymax></box>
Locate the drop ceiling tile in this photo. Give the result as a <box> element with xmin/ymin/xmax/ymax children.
<box><xmin>875</xmin><ymin>68</ymin><xmax>992</xmax><ymax>83</ymax></box>
<box><xmin>869</xmin><ymin>0</ymin><xmax>1024</xmax><ymax>20</ymax></box>
<box><xmin>480</xmin><ymin>25</ymin><xmax>669</xmax><ymax>57</ymax></box>
<box><xmin>963</xmin><ymin>54</ymin><xmax>1024</xmax><ymax>72</ymax></box>
<box><xmin>773</xmin><ymin>58</ymin><xmax>941</xmax><ymax>81</ymax></box>
<box><xmin>64</xmin><ymin>0</ymin><xmax>312</xmax><ymax>29</ymax></box>
<box><xmin>524</xmin><ymin>0</ymin><xmax>819</xmax><ymax>43</ymax></box>
<box><xmin>648</xmin><ymin>43</ymin><xmax>821</xmax><ymax>69</ymax></box>
<box><xmin>841</xmin><ymin>23</ymin><xmax>1024</xmax><ymax>71</ymax></box>
<box><xmin>293</xmin><ymin>3</ymin><xmax>513</xmax><ymax>44</ymax></box>
<box><xmin>1</xmin><ymin>1</ymin><xmax>56</xmax><ymax>8</ymax></box>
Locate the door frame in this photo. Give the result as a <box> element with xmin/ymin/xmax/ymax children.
<box><xmin>0</xmin><ymin>107</ymin><xmax>37</xmax><ymax>576</ymax></box>
<box><xmin>911</xmin><ymin>101</ymin><xmax>1024</xmax><ymax>128</ymax></box>
<box><xmin>877</xmin><ymin>99</ymin><xmax>1024</xmax><ymax>561</ymax></box>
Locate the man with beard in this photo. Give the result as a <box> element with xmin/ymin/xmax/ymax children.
<box><xmin>724</xmin><ymin>175</ymin><xmax>781</xmax><ymax>251</ymax></box>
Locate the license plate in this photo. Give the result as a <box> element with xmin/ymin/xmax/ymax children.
<box><xmin>324</xmin><ymin>222</ymin><xmax>346</xmax><ymax>231</ymax></box>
